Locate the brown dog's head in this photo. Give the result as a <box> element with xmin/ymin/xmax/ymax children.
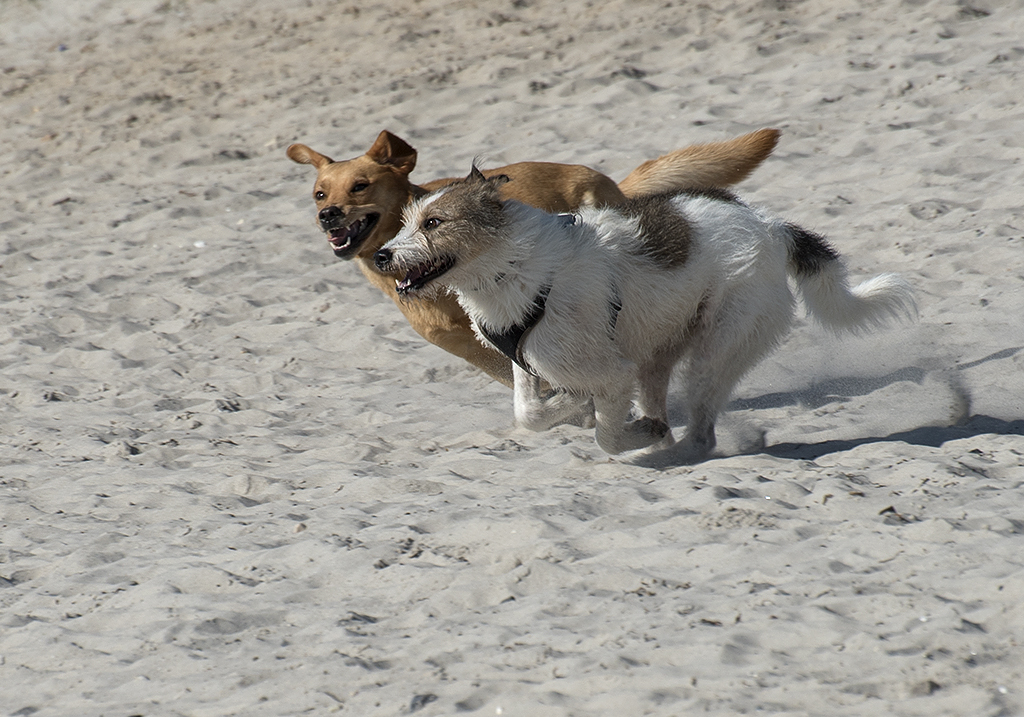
<box><xmin>286</xmin><ymin>130</ymin><xmax>418</xmax><ymax>260</ymax></box>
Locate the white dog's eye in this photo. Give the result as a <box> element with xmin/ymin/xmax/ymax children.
<box><xmin>423</xmin><ymin>217</ymin><xmax>442</xmax><ymax>230</ymax></box>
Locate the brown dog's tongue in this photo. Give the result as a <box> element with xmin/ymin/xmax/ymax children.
<box><xmin>330</xmin><ymin>222</ymin><xmax>358</xmax><ymax>248</ymax></box>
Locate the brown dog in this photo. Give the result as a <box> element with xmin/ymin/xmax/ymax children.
<box><xmin>287</xmin><ymin>129</ymin><xmax>780</xmax><ymax>387</ymax></box>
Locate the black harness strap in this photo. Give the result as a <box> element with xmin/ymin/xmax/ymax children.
<box><xmin>479</xmin><ymin>286</ymin><xmax>551</xmax><ymax>376</ymax></box>
<box><xmin>608</xmin><ymin>285</ymin><xmax>622</xmax><ymax>336</ymax></box>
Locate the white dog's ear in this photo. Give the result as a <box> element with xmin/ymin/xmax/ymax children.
<box><xmin>467</xmin><ymin>164</ymin><xmax>488</xmax><ymax>183</ymax></box>
<box><xmin>466</xmin><ymin>165</ymin><xmax>511</xmax><ymax>188</ymax></box>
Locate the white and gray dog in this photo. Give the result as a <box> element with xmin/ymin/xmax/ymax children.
<box><xmin>374</xmin><ymin>167</ymin><xmax>916</xmax><ymax>460</ymax></box>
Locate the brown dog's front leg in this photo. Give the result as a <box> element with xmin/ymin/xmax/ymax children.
<box><xmin>417</xmin><ymin>312</ymin><xmax>514</xmax><ymax>386</ymax></box>
<box><xmin>443</xmin><ymin>332</ymin><xmax>515</xmax><ymax>387</ymax></box>
<box><xmin>362</xmin><ymin>263</ymin><xmax>516</xmax><ymax>387</ymax></box>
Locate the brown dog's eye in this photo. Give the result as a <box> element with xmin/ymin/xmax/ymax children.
<box><xmin>314</xmin><ymin>191</ymin><xmax>326</xmax><ymax>201</ymax></box>
<box><xmin>351</xmin><ymin>182</ymin><xmax>369</xmax><ymax>193</ymax></box>
<box><xmin>423</xmin><ymin>217</ymin><xmax>442</xmax><ymax>230</ymax></box>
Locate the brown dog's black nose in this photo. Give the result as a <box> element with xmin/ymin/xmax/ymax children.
<box><xmin>318</xmin><ymin>205</ymin><xmax>343</xmax><ymax>228</ymax></box>
<box><xmin>373</xmin><ymin>248</ymin><xmax>392</xmax><ymax>271</ymax></box>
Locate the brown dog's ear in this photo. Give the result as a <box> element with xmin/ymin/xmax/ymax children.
<box><xmin>287</xmin><ymin>144</ymin><xmax>334</xmax><ymax>168</ymax></box>
<box><xmin>366</xmin><ymin>130</ymin><xmax>417</xmax><ymax>175</ymax></box>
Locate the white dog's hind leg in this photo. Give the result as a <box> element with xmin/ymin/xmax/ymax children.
<box><xmin>513</xmin><ymin>364</ymin><xmax>595</xmax><ymax>431</ymax></box>
<box><xmin>676</xmin><ymin>359</ymin><xmax>733</xmax><ymax>461</ymax></box>
<box><xmin>681</xmin><ymin>304</ymin><xmax>790</xmax><ymax>458</ymax></box>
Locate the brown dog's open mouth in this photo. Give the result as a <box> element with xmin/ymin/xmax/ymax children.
<box><xmin>328</xmin><ymin>213</ymin><xmax>379</xmax><ymax>258</ymax></box>
<box><xmin>395</xmin><ymin>256</ymin><xmax>456</xmax><ymax>296</ymax></box>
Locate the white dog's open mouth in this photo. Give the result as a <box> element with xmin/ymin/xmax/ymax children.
<box><xmin>395</xmin><ymin>256</ymin><xmax>456</xmax><ymax>295</ymax></box>
<box><xmin>327</xmin><ymin>214</ymin><xmax>379</xmax><ymax>257</ymax></box>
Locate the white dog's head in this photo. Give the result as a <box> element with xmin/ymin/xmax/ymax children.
<box><xmin>374</xmin><ymin>166</ymin><xmax>511</xmax><ymax>297</ymax></box>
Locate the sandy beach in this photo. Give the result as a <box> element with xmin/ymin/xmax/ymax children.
<box><xmin>2</xmin><ymin>0</ymin><xmax>1023</xmax><ymax>714</ymax></box>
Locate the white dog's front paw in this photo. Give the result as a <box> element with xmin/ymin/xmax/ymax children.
<box><xmin>596</xmin><ymin>416</ymin><xmax>670</xmax><ymax>454</ymax></box>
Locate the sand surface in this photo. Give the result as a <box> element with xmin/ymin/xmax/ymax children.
<box><xmin>2</xmin><ymin>0</ymin><xmax>1024</xmax><ymax>714</ymax></box>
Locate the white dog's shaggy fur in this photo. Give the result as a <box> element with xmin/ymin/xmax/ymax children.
<box><xmin>375</xmin><ymin>168</ymin><xmax>916</xmax><ymax>459</ymax></box>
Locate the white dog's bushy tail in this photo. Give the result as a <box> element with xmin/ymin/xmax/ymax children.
<box><xmin>783</xmin><ymin>223</ymin><xmax>917</xmax><ymax>333</ymax></box>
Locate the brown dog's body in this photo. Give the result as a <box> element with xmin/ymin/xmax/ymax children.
<box><xmin>287</xmin><ymin>129</ymin><xmax>780</xmax><ymax>387</ymax></box>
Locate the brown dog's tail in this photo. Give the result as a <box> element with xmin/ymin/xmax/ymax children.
<box><xmin>617</xmin><ymin>128</ymin><xmax>781</xmax><ymax>197</ymax></box>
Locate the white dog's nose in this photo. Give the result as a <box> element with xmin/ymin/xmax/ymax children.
<box><xmin>373</xmin><ymin>248</ymin><xmax>393</xmax><ymax>271</ymax></box>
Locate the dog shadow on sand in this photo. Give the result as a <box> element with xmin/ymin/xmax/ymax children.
<box><xmin>633</xmin><ymin>351</ymin><xmax>1024</xmax><ymax>467</ymax></box>
<box><xmin>763</xmin><ymin>414</ymin><xmax>1024</xmax><ymax>461</ymax></box>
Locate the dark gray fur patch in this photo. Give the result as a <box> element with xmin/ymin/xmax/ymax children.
<box><xmin>623</xmin><ymin>188</ymin><xmax>745</xmax><ymax>268</ymax></box>
<box><xmin>623</xmin><ymin>193</ymin><xmax>693</xmax><ymax>268</ymax></box>
<box><xmin>786</xmin><ymin>223</ymin><xmax>839</xmax><ymax>277</ymax></box>
<box><xmin>677</xmin><ymin>186</ymin><xmax>744</xmax><ymax>205</ymax></box>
